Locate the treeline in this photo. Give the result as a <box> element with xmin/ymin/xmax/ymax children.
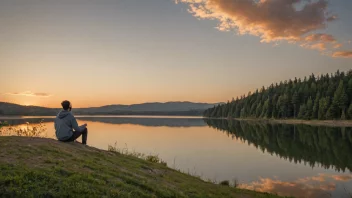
<box><xmin>205</xmin><ymin>119</ymin><xmax>352</xmax><ymax>172</ymax></box>
<box><xmin>204</xmin><ymin>70</ymin><xmax>352</xmax><ymax>120</ymax></box>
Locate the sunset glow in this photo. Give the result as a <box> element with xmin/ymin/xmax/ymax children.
<box><xmin>1</xmin><ymin>0</ymin><xmax>351</xmax><ymax>108</ymax></box>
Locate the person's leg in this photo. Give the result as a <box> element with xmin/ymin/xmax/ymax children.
<box><xmin>81</xmin><ymin>128</ymin><xmax>88</xmax><ymax>145</ymax></box>
<box><xmin>60</xmin><ymin>135</ymin><xmax>76</xmax><ymax>143</ymax></box>
<box><xmin>60</xmin><ymin>129</ymin><xmax>87</xmax><ymax>144</ymax></box>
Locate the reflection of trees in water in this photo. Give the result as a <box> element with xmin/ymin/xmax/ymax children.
<box><xmin>1</xmin><ymin>117</ymin><xmax>206</xmax><ymax>127</ymax></box>
<box><xmin>205</xmin><ymin>119</ymin><xmax>352</xmax><ymax>172</ymax></box>
<box><xmin>77</xmin><ymin>117</ymin><xmax>206</xmax><ymax>127</ymax></box>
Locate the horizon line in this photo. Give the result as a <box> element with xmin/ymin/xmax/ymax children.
<box><xmin>0</xmin><ymin>101</ymin><xmax>222</xmax><ymax>109</ymax></box>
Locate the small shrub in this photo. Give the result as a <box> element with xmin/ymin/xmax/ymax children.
<box><xmin>108</xmin><ymin>142</ymin><xmax>119</xmax><ymax>153</ymax></box>
<box><xmin>219</xmin><ymin>180</ymin><xmax>230</xmax><ymax>186</ymax></box>
<box><xmin>0</xmin><ymin>121</ymin><xmax>9</xmax><ymax>135</ymax></box>
<box><xmin>2</xmin><ymin>120</ymin><xmax>46</xmax><ymax>137</ymax></box>
<box><xmin>146</xmin><ymin>155</ymin><xmax>160</xmax><ymax>163</ymax></box>
<box><xmin>146</xmin><ymin>155</ymin><xmax>167</xmax><ymax>166</ymax></box>
<box><xmin>0</xmin><ymin>121</ymin><xmax>8</xmax><ymax>127</ymax></box>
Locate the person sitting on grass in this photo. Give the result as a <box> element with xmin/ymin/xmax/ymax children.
<box><xmin>55</xmin><ymin>100</ymin><xmax>88</xmax><ymax>145</ymax></box>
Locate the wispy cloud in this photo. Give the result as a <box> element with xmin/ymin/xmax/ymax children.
<box><xmin>5</xmin><ymin>91</ymin><xmax>52</xmax><ymax>97</ymax></box>
<box><xmin>333</xmin><ymin>43</ymin><xmax>342</xmax><ymax>49</ymax></box>
<box><xmin>304</xmin><ymin>34</ymin><xmax>336</xmax><ymax>43</ymax></box>
<box><xmin>301</xmin><ymin>42</ymin><xmax>327</xmax><ymax>52</ymax></box>
<box><xmin>176</xmin><ymin>0</ymin><xmax>352</xmax><ymax>58</ymax></box>
<box><xmin>332</xmin><ymin>51</ymin><xmax>352</xmax><ymax>58</ymax></box>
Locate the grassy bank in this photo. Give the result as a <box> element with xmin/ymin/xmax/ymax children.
<box><xmin>231</xmin><ymin>118</ymin><xmax>352</xmax><ymax>127</ymax></box>
<box><xmin>0</xmin><ymin>136</ymin><xmax>283</xmax><ymax>198</ymax></box>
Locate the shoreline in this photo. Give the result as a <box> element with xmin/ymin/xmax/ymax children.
<box><xmin>2</xmin><ymin>115</ymin><xmax>352</xmax><ymax>127</ymax></box>
<box><xmin>237</xmin><ymin>118</ymin><xmax>352</xmax><ymax>127</ymax></box>
<box><xmin>204</xmin><ymin>117</ymin><xmax>352</xmax><ymax>127</ymax></box>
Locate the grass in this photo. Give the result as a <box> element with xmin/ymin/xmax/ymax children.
<box><xmin>0</xmin><ymin>136</ymin><xmax>286</xmax><ymax>198</ymax></box>
<box><xmin>108</xmin><ymin>142</ymin><xmax>167</xmax><ymax>166</ymax></box>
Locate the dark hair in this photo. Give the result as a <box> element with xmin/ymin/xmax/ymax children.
<box><xmin>61</xmin><ymin>100</ymin><xmax>71</xmax><ymax>110</ymax></box>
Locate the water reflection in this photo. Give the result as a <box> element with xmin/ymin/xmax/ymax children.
<box><xmin>78</xmin><ymin>117</ymin><xmax>206</xmax><ymax>127</ymax></box>
<box><xmin>2</xmin><ymin>117</ymin><xmax>206</xmax><ymax>127</ymax></box>
<box><xmin>241</xmin><ymin>174</ymin><xmax>352</xmax><ymax>198</ymax></box>
<box><xmin>1</xmin><ymin>116</ymin><xmax>352</xmax><ymax>197</ymax></box>
<box><xmin>2</xmin><ymin>118</ymin><xmax>54</xmax><ymax>126</ymax></box>
<box><xmin>205</xmin><ymin>119</ymin><xmax>352</xmax><ymax>173</ymax></box>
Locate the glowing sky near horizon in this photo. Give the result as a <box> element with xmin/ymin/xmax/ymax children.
<box><xmin>0</xmin><ymin>0</ymin><xmax>351</xmax><ymax>108</ymax></box>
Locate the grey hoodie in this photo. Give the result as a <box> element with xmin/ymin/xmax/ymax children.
<box><xmin>54</xmin><ymin>110</ymin><xmax>85</xmax><ymax>141</ymax></box>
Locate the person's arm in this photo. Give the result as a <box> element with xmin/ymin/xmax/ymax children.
<box><xmin>71</xmin><ymin>115</ymin><xmax>86</xmax><ymax>132</ymax></box>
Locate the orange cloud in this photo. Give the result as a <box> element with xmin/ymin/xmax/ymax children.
<box><xmin>240</xmin><ymin>174</ymin><xmax>352</xmax><ymax>198</ymax></box>
<box><xmin>178</xmin><ymin>0</ymin><xmax>334</xmax><ymax>42</ymax></box>
<box><xmin>331</xmin><ymin>175</ymin><xmax>352</xmax><ymax>181</ymax></box>
<box><xmin>333</xmin><ymin>43</ymin><xmax>343</xmax><ymax>49</ymax></box>
<box><xmin>177</xmin><ymin>0</ymin><xmax>352</xmax><ymax>58</ymax></box>
<box><xmin>302</xmin><ymin>43</ymin><xmax>327</xmax><ymax>52</ymax></box>
<box><xmin>241</xmin><ymin>177</ymin><xmax>334</xmax><ymax>198</ymax></box>
<box><xmin>304</xmin><ymin>34</ymin><xmax>336</xmax><ymax>43</ymax></box>
<box><xmin>4</xmin><ymin>91</ymin><xmax>52</xmax><ymax>97</ymax></box>
<box><xmin>332</xmin><ymin>51</ymin><xmax>352</xmax><ymax>58</ymax></box>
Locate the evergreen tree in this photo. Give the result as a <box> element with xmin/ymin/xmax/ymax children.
<box><xmin>310</xmin><ymin>82</ymin><xmax>317</xmax><ymax>99</ymax></box>
<box><xmin>326</xmin><ymin>80</ymin><xmax>343</xmax><ymax>119</ymax></box>
<box><xmin>266</xmin><ymin>98</ymin><xmax>273</xmax><ymax>118</ymax></box>
<box><xmin>305</xmin><ymin>97</ymin><xmax>313</xmax><ymax>119</ymax></box>
<box><xmin>348</xmin><ymin>104</ymin><xmax>352</xmax><ymax>119</ymax></box>
<box><xmin>203</xmin><ymin>69</ymin><xmax>352</xmax><ymax>121</ymax></box>
<box><xmin>312</xmin><ymin>92</ymin><xmax>320</xmax><ymax>119</ymax></box>
<box><xmin>223</xmin><ymin>102</ymin><xmax>230</xmax><ymax>118</ymax></box>
<box><xmin>318</xmin><ymin>97</ymin><xmax>329</xmax><ymax>120</ymax></box>
<box><xmin>256</xmin><ymin>103</ymin><xmax>262</xmax><ymax>118</ymax></box>
<box><xmin>272</xmin><ymin>105</ymin><xmax>278</xmax><ymax>118</ymax></box>
<box><xmin>348</xmin><ymin>79</ymin><xmax>352</xmax><ymax>101</ymax></box>
<box><xmin>298</xmin><ymin>104</ymin><xmax>307</xmax><ymax>119</ymax></box>
<box><xmin>217</xmin><ymin>105</ymin><xmax>223</xmax><ymax>117</ymax></box>
<box><xmin>339</xmin><ymin>91</ymin><xmax>348</xmax><ymax>119</ymax></box>
<box><xmin>341</xmin><ymin>110</ymin><xmax>346</xmax><ymax>120</ymax></box>
<box><xmin>292</xmin><ymin>91</ymin><xmax>299</xmax><ymax>118</ymax></box>
<box><xmin>240</xmin><ymin>108</ymin><xmax>246</xmax><ymax>118</ymax></box>
<box><xmin>326</xmin><ymin>107</ymin><xmax>334</xmax><ymax>120</ymax></box>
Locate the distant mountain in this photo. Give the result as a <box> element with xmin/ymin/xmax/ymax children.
<box><xmin>77</xmin><ymin>102</ymin><xmax>218</xmax><ymax>113</ymax></box>
<box><xmin>0</xmin><ymin>102</ymin><xmax>58</xmax><ymax>116</ymax></box>
<box><xmin>0</xmin><ymin>102</ymin><xmax>219</xmax><ymax>116</ymax></box>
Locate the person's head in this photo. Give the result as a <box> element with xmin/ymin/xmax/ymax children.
<box><xmin>61</xmin><ymin>100</ymin><xmax>72</xmax><ymax>111</ymax></box>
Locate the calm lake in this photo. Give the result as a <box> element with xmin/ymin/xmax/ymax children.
<box><xmin>1</xmin><ymin>116</ymin><xmax>352</xmax><ymax>198</ymax></box>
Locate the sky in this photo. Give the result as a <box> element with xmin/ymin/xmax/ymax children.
<box><xmin>0</xmin><ymin>0</ymin><xmax>351</xmax><ymax>108</ymax></box>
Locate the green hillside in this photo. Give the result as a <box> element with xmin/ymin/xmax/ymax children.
<box><xmin>0</xmin><ymin>136</ymin><xmax>284</xmax><ymax>198</ymax></box>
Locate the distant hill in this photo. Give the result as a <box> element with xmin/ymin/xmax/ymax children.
<box><xmin>0</xmin><ymin>102</ymin><xmax>59</xmax><ymax>116</ymax></box>
<box><xmin>0</xmin><ymin>102</ymin><xmax>219</xmax><ymax>116</ymax></box>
